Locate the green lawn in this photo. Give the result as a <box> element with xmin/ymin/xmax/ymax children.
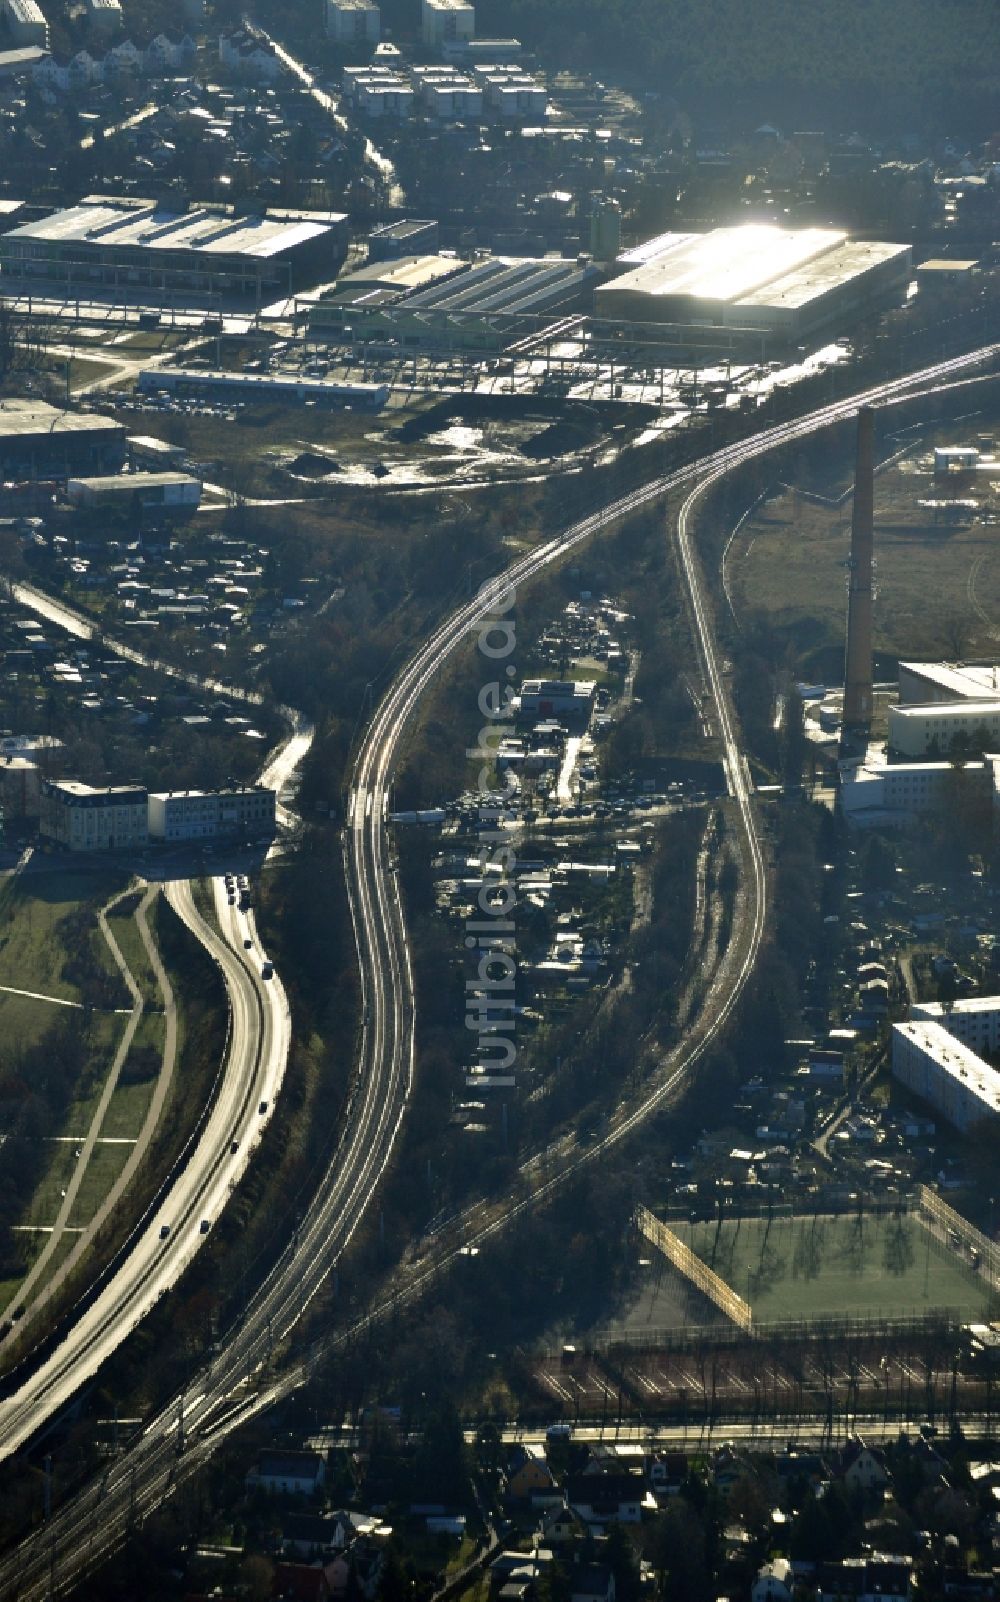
<box><xmin>0</xmin><ymin>868</ymin><xmax>127</xmax><ymax>1001</ymax></box>
<box><xmin>68</xmin><ymin>1143</ymin><xmax>132</xmax><ymax>1228</ymax></box>
<box><xmin>687</xmin><ymin>1212</ymin><xmax>988</xmax><ymax>1322</ymax></box>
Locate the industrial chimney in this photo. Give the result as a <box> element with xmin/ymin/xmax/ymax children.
<box><xmin>842</xmin><ymin>405</ymin><xmax>875</xmax><ymax>740</ymax></box>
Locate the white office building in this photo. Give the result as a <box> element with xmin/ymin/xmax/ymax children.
<box><xmin>888</xmin><ymin>700</ymin><xmax>1000</xmax><ymax>757</ymax></box>
<box><xmin>892</xmin><ymin>1019</ymin><xmax>1000</xmax><ymax>1132</ymax></box>
<box><xmin>40</xmin><ymin>780</ymin><xmax>148</xmax><ymax>851</ymax></box>
<box><xmin>421</xmin><ymin>0</ymin><xmax>474</xmax><ymax>50</ymax></box>
<box><xmin>147</xmin><ymin>785</ymin><xmax>276</xmax><ymax>842</ymax></box>
<box><xmin>325</xmin><ymin>0</ymin><xmax>380</xmax><ymax>45</ymax></box>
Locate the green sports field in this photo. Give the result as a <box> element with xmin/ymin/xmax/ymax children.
<box><xmin>687</xmin><ymin>1212</ymin><xmax>988</xmax><ymax>1322</ymax></box>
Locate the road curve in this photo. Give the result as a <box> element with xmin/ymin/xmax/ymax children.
<box><xmin>0</xmin><ymin>878</ymin><xmax>287</xmax><ymax>1463</ymax></box>
<box><xmin>0</xmin><ymin>344</ymin><xmax>995</xmax><ymax>1597</ymax></box>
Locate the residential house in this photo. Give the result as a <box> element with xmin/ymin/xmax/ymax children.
<box><xmin>281</xmin><ymin>1512</ymin><xmax>355</xmax><ymax>1559</ymax></box>
<box><xmin>752</xmin><ymin>1558</ymin><xmax>795</xmax><ymax>1602</ymax></box>
<box><xmin>838</xmin><ymin>1439</ymin><xmax>891</xmax><ymax>1496</ymax></box>
<box><xmin>648</xmin><ymin>1452</ymin><xmax>688</xmax><ymax>1496</ymax></box>
<box><xmin>490</xmin><ymin>1551</ymin><xmax>547</xmax><ymax>1599</ymax></box>
<box><xmin>537</xmin><ymin>1503</ymin><xmax>587</xmax><ymax>1549</ymax></box>
<box><xmin>246</xmin><ymin>1449</ymin><xmax>327</xmax><ymax>1497</ymax></box>
<box><xmin>816</xmin><ymin>1555</ymin><xmax>912</xmax><ymax>1602</ymax></box>
<box><xmin>507</xmin><ymin>1444</ymin><xmax>558</xmax><ymax>1502</ymax></box>
<box><xmin>566</xmin><ymin>1473</ymin><xmax>646</xmax><ymax>1526</ymax></box>
<box><xmin>712</xmin><ymin>1443</ymin><xmax>751</xmax><ymax>1495</ymax></box>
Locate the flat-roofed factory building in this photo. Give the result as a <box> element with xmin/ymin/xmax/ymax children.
<box><xmin>0</xmin><ymin>195</ymin><xmax>349</xmax><ymax>302</ymax></box>
<box><xmin>594</xmin><ymin>224</ymin><xmax>911</xmax><ymax>343</ymax></box>
<box><xmin>0</xmin><ymin>399</ymin><xmax>126</xmax><ymax>479</ymax></box>
<box><xmin>308</xmin><ymin>252</ymin><xmax>597</xmax><ymax>351</ymax></box>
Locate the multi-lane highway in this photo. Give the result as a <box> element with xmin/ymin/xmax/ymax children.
<box><xmin>0</xmin><ymin>345</ymin><xmax>995</xmax><ymax>1598</ymax></box>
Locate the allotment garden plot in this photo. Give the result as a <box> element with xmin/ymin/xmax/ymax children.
<box><xmin>686</xmin><ymin>1212</ymin><xmax>988</xmax><ymax>1323</ymax></box>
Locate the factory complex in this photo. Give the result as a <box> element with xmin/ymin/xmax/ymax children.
<box><xmin>300</xmin><ymin>219</ymin><xmax>910</xmax><ymax>357</ymax></box>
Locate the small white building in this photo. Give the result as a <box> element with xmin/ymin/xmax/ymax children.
<box><xmin>516</xmin><ymin>679</ymin><xmax>596</xmax><ymax>719</ymax></box>
<box><xmin>325</xmin><ymin>0</ymin><xmax>380</xmax><ymax>44</ymax></box>
<box><xmin>421</xmin><ymin>0</ymin><xmax>474</xmax><ymax>51</ymax></box>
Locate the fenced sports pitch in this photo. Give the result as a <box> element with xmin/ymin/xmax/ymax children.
<box><xmin>683</xmin><ymin>1211</ymin><xmax>989</xmax><ymax>1323</ymax></box>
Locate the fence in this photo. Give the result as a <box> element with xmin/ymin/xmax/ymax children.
<box><xmin>917</xmin><ymin>1184</ymin><xmax>1000</xmax><ymax>1290</ymax></box>
<box><xmin>636</xmin><ymin>1204</ymin><xmax>753</xmax><ymax>1333</ymax></box>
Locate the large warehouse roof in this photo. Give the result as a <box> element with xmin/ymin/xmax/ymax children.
<box><xmin>7</xmin><ymin>199</ymin><xmax>345</xmax><ymax>261</ymax></box>
<box><xmin>608</xmin><ymin>225</ymin><xmax>846</xmax><ymax>305</ymax></box>
<box><xmin>0</xmin><ymin>399</ymin><xmax>124</xmax><ymax>439</ymax></box>
<box><xmin>899</xmin><ymin>661</ymin><xmax>1000</xmax><ymax>702</ymax></box>
<box><xmin>595</xmin><ymin>223</ymin><xmax>910</xmax><ymax>340</ymax></box>
<box><xmin>404</xmin><ymin>256</ymin><xmax>592</xmax><ymax>316</ymax></box>
<box><xmin>736</xmin><ymin>239</ymin><xmax>911</xmax><ymax>313</ymax></box>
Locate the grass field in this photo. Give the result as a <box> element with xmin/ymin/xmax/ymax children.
<box><xmin>0</xmin><ymin>868</ymin><xmax>126</xmax><ymax>1003</ymax></box>
<box><xmin>688</xmin><ymin>1212</ymin><xmax>988</xmax><ymax>1322</ymax></box>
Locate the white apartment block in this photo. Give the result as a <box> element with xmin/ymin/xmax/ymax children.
<box><xmin>475</xmin><ymin>65</ymin><xmax>547</xmax><ymax>118</ymax></box>
<box><xmin>40</xmin><ymin>780</ymin><xmax>148</xmax><ymax>851</ymax></box>
<box><xmin>910</xmin><ymin>995</ymin><xmax>1000</xmax><ymax>1057</ymax></box>
<box><xmin>892</xmin><ymin>1019</ymin><xmax>1000</xmax><ymax>1132</ymax></box>
<box><xmin>421</xmin><ymin>0</ymin><xmax>474</xmax><ymax>51</ymax></box>
<box><xmin>1</xmin><ymin>0</ymin><xmax>48</xmax><ymax>47</ymax></box>
<box><xmin>325</xmin><ymin>0</ymin><xmax>380</xmax><ymax>45</ymax></box>
<box><xmin>839</xmin><ymin>755</ymin><xmax>988</xmax><ymax>825</ymax></box>
<box><xmin>411</xmin><ymin>65</ymin><xmax>481</xmax><ymax>116</ymax></box>
<box><xmin>345</xmin><ymin>67</ymin><xmax>413</xmax><ymax>116</ymax></box>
